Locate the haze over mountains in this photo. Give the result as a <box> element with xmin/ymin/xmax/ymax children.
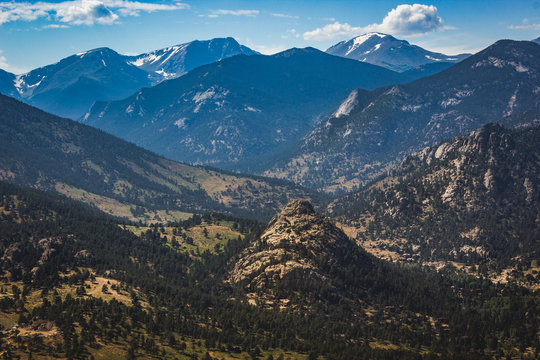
<box><xmin>326</xmin><ymin>32</ymin><xmax>470</xmax><ymax>72</ymax></box>
<box><xmin>268</xmin><ymin>40</ymin><xmax>540</xmax><ymax>192</ymax></box>
<box><xmin>0</xmin><ymin>37</ymin><xmax>256</xmax><ymax>119</ymax></box>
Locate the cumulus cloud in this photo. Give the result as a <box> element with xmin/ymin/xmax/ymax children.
<box><xmin>57</xmin><ymin>1</ymin><xmax>119</xmax><ymax>25</ymax></box>
<box><xmin>208</xmin><ymin>9</ymin><xmax>259</xmax><ymax>17</ymax></box>
<box><xmin>369</xmin><ymin>4</ymin><xmax>443</xmax><ymax>34</ymax></box>
<box><xmin>304</xmin><ymin>4</ymin><xmax>444</xmax><ymax>41</ymax></box>
<box><xmin>303</xmin><ymin>22</ymin><xmax>363</xmax><ymax>41</ymax></box>
<box><xmin>0</xmin><ymin>0</ymin><xmax>190</xmax><ymax>26</ymax></box>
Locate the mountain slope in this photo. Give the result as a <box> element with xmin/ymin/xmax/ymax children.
<box><xmin>6</xmin><ymin>38</ymin><xmax>256</xmax><ymax>119</ymax></box>
<box><xmin>329</xmin><ymin>123</ymin><xmax>539</xmax><ymax>280</ymax></box>
<box><xmin>0</xmin><ymin>94</ymin><xmax>318</xmax><ymax>221</ymax></box>
<box><xmin>0</xmin><ymin>69</ymin><xmax>17</xmax><ymax>97</ymax></box>
<box><xmin>268</xmin><ymin>40</ymin><xmax>540</xmax><ymax>192</ymax></box>
<box><xmin>14</xmin><ymin>47</ymin><xmax>152</xmax><ymax>119</ymax></box>
<box><xmin>82</xmin><ymin>48</ymin><xmax>412</xmax><ymax>171</ymax></box>
<box><xmin>128</xmin><ymin>37</ymin><xmax>257</xmax><ymax>82</ymax></box>
<box><xmin>326</xmin><ymin>32</ymin><xmax>470</xmax><ymax>72</ymax></box>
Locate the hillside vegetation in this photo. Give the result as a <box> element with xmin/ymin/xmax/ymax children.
<box><xmin>0</xmin><ymin>181</ymin><xmax>538</xmax><ymax>359</ymax></box>
<box><xmin>0</xmin><ymin>94</ymin><xmax>319</xmax><ymax>222</ymax></box>
<box><xmin>330</xmin><ymin>123</ymin><xmax>540</xmax><ymax>285</ymax></box>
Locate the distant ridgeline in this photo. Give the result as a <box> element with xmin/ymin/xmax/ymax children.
<box><xmin>81</xmin><ymin>46</ymin><xmax>448</xmax><ymax>174</ymax></box>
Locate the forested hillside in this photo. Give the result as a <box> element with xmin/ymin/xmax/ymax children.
<box><xmin>1</xmin><ymin>181</ymin><xmax>537</xmax><ymax>359</ymax></box>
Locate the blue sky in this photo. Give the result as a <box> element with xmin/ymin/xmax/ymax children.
<box><xmin>1</xmin><ymin>0</ymin><xmax>539</xmax><ymax>73</ymax></box>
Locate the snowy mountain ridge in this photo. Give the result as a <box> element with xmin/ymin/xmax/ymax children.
<box><xmin>327</xmin><ymin>32</ymin><xmax>470</xmax><ymax>72</ymax></box>
<box><xmin>1</xmin><ymin>37</ymin><xmax>256</xmax><ymax>119</ymax></box>
<box><xmin>127</xmin><ymin>37</ymin><xmax>258</xmax><ymax>82</ymax></box>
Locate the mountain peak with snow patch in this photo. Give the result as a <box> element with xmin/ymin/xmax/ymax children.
<box><xmin>327</xmin><ymin>33</ymin><xmax>469</xmax><ymax>72</ymax></box>
<box><xmin>127</xmin><ymin>37</ymin><xmax>257</xmax><ymax>82</ymax></box>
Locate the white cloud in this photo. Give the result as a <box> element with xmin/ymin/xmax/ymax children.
<box><xmin>281</xmin><ymin>28</ymin><xmax>300</xmax><ymax>39</ymax></box>
<box><xmin>508</xmin><ymin>23</ymin><xmax>540</xmax><ymax>30</ymax></box>
<box><xmin>0</xmin><ymin>50</ymin><xmax>8</xmax><ymax>69</ymax></box>
<box><xmin>368</xmin><ymin>4</ymin><xmax>443</xmax><ymax>35</ymax></box>
<box><xmin>56</xmin><ymin>0</ymin><xmax>119</xmax><ymax>25</ymax></box>
<box><xmin>303</xmin><ymin>22</ymin><xmax>363</xmax><ymax>41</ymax></box>
<box><xmin>271</xmin><ymin>13</ymin><xmax>299</xmax><ymax>19</ymax></box>
<box><xmin>508</xmin><ymin>19</ymin><xmax>540</xmax><ymax>30</ymax></box>
<box><xmin>43</xmin><ymin>24</ymin><xmax>70</xmax><ymax>29</ymax></box>
<box><xmin>208</xmin><ymin>9</ymin><xmax>259</xmax><ymax>17</ymax></box>
<box><xmin>304</xmin><ymin>4</ymin><xmax>445</xmax><ymax>41</ymax></box>
<box><xmin>248</xmin><ymin>44</ymin><xmax>288</xmax><ymax>55</ymax></box>
<box><xmin>0</xmin><ymin>0</ymin><xmax>190</xmax><ymax>26</ymax></box>
<box><xmin>0</xmin><ymin>49</ymin><xmax>27</xmax><ymax>74</ymax></box>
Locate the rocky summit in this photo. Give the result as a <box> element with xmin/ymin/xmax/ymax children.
<box><xmin>229</xmin><ymin>199</ymin><xmax>370</xmax><ymax>299</ymax></box>
<box><xmin>330</xmin><ymin>123</ymin><xmax>540</xmax><ymax>273</ymax></box>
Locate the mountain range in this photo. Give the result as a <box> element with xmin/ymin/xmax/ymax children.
<box><xmin>0</xmin><ymin>34</ymin><xmax>468</xmax><ymax>121</ymax></box>
<box><xmin>326</xmin><ymin>32</ymin><xmax>470</xmax><ymax>72</ymax></box>
<box><xmin>267</xmin><ymin>40</ymin><xmax>540</xmax><ymax>192</ymax></box>
<box><xmin>0</xmin><ymin>37</ymin><xmax>256</xmax><ymax>119</ymax></box>
<box><xmin>82</xmin><ymin>47</ymin><xmax>430</xmax><ymax>171</ymax></box>
<box><xmin>0</xmin><ymin>31</ymin><xmax>539</xmax><ymax>360</ymax></box>
<box><xmin>0</xmin><ymin>93</ymin><xmax>318</xmax><ymax>222</ymax></box>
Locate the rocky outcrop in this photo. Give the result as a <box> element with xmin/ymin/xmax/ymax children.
<box><xmin>229</xmin><ymin>199</ymin><xmax>370</xmax><ymax>298</ymax></box>
<box><xmin>329</xmin><ymin>123</ymin><xmax>540</xmax><ymax>270</ymax></box>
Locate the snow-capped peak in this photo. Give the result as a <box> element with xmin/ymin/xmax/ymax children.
<box><xmin>344</xmin><ymin>33</ymin><xmax>388</xmax><ymax>56</ymax></box>
<box><xmin>327</xmin><ymin>32</ymin><xmax>470</xmax><ymax>72</ymax></box>
<box><xmin>75</xmin><ymin>47</ymin><xmax>115</xmax><ymax>59</ymax></box>
<box><xmin>127</xmin><ymin>38</ymin><xmax>255</xmax><ymax>84</ymax></box>
<box><xmin>130</xmin><ymin>43</ymin><xmax>190</xmax><ymax>68</ymax></box>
